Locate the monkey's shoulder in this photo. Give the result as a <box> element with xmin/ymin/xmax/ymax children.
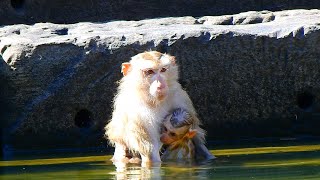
<box><xmin>169</xmin><ymin>89</ymin><xmax>194</xmax><ymax>111</ymax></box>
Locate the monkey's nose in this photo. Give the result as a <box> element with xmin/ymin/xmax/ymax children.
<box><xmin>156</xmin><ymin>81</ymin><xmax>166</xmax><ymax>90</ymax></box>
<box><xmin>157</xmin><ymin>85</ymin><xmax>164</xmax><ymax>90</ymax></box>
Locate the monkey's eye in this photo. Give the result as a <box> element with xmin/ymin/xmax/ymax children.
<box><xmin>162</xmin><ymin>126</ymin><xmax>167</xmax><ymax>133</ymax></box>
<box><xmin>144</xmin><ymin>69</ymin><xmax>155</xmax><ymax>76</ymax></box>
<box><xmin>160</xmin><ymin>67</ymin><xmax>167</xmax><ymax>73</ymax></box>
<box><xmin>169</xmin><ymin>132</ymin><xmax>176</xmax><ymax>137</ymax></box>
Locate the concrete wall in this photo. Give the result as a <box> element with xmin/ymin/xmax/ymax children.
<box><xmin>1</xmin><ymin>9</ymin><xmax>320</xmax><ymax>152</ymax></box>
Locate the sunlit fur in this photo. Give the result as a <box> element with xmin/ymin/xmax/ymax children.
<box><xmin>105</xmin><ymin>51</ymin><xmax>210</xmax><ymax>165</ymax></box>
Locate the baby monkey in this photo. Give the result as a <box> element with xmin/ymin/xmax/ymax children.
<box><xmin>160</xmin><ymin>108</ymin><xmax>198</xmax><ymax>160</ymax></box>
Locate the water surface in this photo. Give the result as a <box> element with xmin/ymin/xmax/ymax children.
<box><xmin>1</xmin><ymin>143</ymin><xmax>320</xmax><ymax>179</ymax></box>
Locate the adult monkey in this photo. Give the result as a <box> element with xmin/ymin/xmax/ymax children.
<box><xmin>105</xmin><ymin>51</ymin><xmax>214</xmax><ymax>166</ymax></box>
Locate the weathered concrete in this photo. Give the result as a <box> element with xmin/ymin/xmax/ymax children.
<box><xmin>1</xmin><ymin>10</ymin><xmax>320</xmax><ymax>151</ymax></box>
<box><xmin>1</xmin><ymin>0</ymin><xmax>320</xmax><ymax>25</ymax></box>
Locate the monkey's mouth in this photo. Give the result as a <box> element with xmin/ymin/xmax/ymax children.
<box><xmin>155</xmin><ymin>92</ymin><xmax>167</xmax><ymax>100</ymax></box>
<box><xmin>150</xmin><ymin>89</ymin><xmax>167</xmax><ymax>100</ymax></box>
<box><xmin>156</xmin><ymin>90</ymin><xmax>166</xmax><ymax>95</ymax></box>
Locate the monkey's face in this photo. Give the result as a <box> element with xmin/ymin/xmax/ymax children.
<box><xmin>122</xmin><ymin>51</ymin><xmax>177</xmax><ymax>102</ymax></box>
<box><xmin>143</xmin><ymin>66</ymin><xmax>169</xmax><ymax>101</ymax></box>
<box><xmin>160</xmin><ymin>116</ymin><xmax>190</xmax><ymax>145</ymax></box>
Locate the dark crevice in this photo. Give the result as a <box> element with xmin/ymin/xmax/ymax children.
<box><xmin>74</xmin><ymin>109</ymin><xmax>93</xmax><ymax>128</ymax></box>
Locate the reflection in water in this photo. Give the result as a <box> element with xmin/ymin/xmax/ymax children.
<box><xmin>112</xmin><ymin>160</ymin><xmax>162</xmax><ymax>180</ymax></box>
<box><xmin>110</xmin><ymin>157</ymin><xmax>216</xmax><ymax>180</ymax></box>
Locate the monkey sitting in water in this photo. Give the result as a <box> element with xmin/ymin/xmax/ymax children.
<box><xmin>160</xmin><ymin>108</ymin><xmax>215</xmax><ymax>161</ymax></box>
<box><xmin>105</xmin><ymin>51</ymin><xmax>214</xmax><ymax>166</ymax></box>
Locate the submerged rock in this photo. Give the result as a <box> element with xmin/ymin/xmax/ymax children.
<box><xmin>1</xmin><ymin>9</ymin><xmax>320</xmax><ymax>150</ymax></box>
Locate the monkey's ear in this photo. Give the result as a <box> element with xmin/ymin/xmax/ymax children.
<box><xmin>186</xmin><ymin>129</ymin><xmax>197</xmax><ymax>139</ymax></box>
<box><xmin>169</xmin><ymin>56</ymin><xmax>176</xmax><ymax>65</ymax></box>
<box><xmin>121</xmin><ymin>62</ymin><xmax>131</xmax><ymax>76</ymax></box>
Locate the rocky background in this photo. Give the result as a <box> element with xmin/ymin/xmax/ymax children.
<box><xmin>1</xmin><ymin>1</ymin><xmax>320</xmax><ymax>153</ymax></box>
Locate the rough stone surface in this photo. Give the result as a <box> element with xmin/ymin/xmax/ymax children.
<box><xmin>1</xmin><ymin>0</ymin><xmax>320</xmax><ymax>25</ymax></box>
<box><xmin>1</xmin><ymin>10</ymin><xmax>320</xmax><ymax>151</ymax></box>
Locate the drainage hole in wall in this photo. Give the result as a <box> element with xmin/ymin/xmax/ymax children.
<box><xmin>296</xmin><ymin>91</ymin><xmax>314</xmax><ymax>110</ymax></box>
<box><xmin>74</xmin><ymin>109</ymin><xmax>93</xmax><ymax>128</ymax></box>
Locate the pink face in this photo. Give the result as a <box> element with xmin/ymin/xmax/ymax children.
<box><xmin>121</xmin><ymin>51</ymin><xmax>177</xmax><ymax>102</ymax></box>
<box><xmin>142</xmin><ymin>66</ymin><xmax>169</xmax><ymax>100</ymax></box>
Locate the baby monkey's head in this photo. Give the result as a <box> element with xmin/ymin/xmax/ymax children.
<box><xmin>160</xmin><ymin>108</ymin><xmax>197</xmax><ymax>146</ymax></box>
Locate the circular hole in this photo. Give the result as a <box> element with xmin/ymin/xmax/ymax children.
<box><xmin>74</xmin><ymin>109</ymin><xmax>93</xmax><ymax>128</ymax></box>
<box><xmin>11</xmin><ymin>0</ymin><xmax>25</xmax><ymax>10</ymax></box>
<box><xmin>296</xmin><ymin>91</ymin><xmax>314</xmax><ymax>110</ymax></box>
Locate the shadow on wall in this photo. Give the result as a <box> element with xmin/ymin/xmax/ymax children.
<box><xmin>0</xmin><ymin>57</ymin><xmax>16</xmax><ymax>128</ymax></box>
<box><xmin>0</xmin><ymin>57</ymin><xmax>16</xmax><ymax>158</ymax></box>
<box><xmin>205</xmin><ymin>87</ymin><xmax>320</xmax><ymax>140</ymax></box>
<box><xmin>1</xmin><ymin>0</ymin><xmax>320</xmax><ymax>25</ymax></box>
